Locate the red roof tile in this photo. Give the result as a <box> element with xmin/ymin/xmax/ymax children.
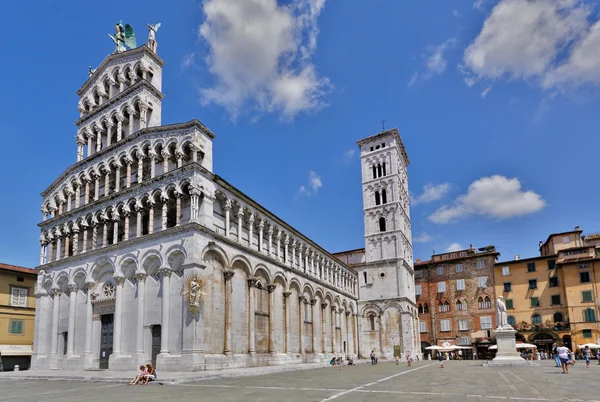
<box><xmin>0</xmin><ymin>262</ymin><xmax>37</xmax><ymax>275</ymax></box>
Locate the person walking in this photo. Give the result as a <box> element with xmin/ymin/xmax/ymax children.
<box><xmin>557</xmin><ymin>343</ymin><xmax>571</xmax><ymax>374</ymax></box>
<box><xmin>370</xmin><ymin>350</ymin><xmax>376</xmax><ymax>365</ymax></box>
<box><xmin>552</xmin><ymin>343</ymin><xmax>560</xmax><ymax>367</ymax></box>
<box><xmin>584</xmin><ymin>346</ymin><xmax>591</xmax><ymax>368</ymax></box>
<box><xmin>438</xmin><ymin>352</ymin><xmax>444</xmax><ymax>368</ymax></box>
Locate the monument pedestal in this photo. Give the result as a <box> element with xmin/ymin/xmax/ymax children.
<box><xmin>484</xmin><ymin>328</ymin><xmax>538</xmax><ymax>367</ymax></box>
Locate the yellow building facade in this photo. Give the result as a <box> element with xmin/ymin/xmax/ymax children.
<box><xmin>0</xmin><ymin>263</ymin><xmax>37</xmax><ymax>371</ymax></box>
<box><xmin>493</xmin><ymin>228</ymin><xmax>600</xmax><ymax>353</ymax></box>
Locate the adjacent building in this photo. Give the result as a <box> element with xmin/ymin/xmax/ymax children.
<box><xmin>414</xmin><ymin>246</ymin><xmax>499</xmax><ymax>359</ymax></box>
<box><xmin>493</xmin><ymin>227</ymin><xmax>600</xmax><ymax>353</ymax></box>
<box><xmin>0</xmin><ymin>263</ymin><xmax>37</xmax><ymax>370</ymax></box>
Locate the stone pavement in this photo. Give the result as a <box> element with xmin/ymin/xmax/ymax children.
<box><xmin>2</xmin><ymin>360</ymin><xmax>600</xmax><ymax>401</ymax></box>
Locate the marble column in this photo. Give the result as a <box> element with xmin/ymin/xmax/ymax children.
<box><xmin>237</xmin><ymin>210</ymin><xmax>244</xmax><ymax>243</ymax></box>
<box><xmin>299</xmin><ymin>296</ymin><xmax>305</xmax><ymax>354</ymax></box>
<box><xmin>224</xmin><ymin>201</ymin><xmax>231</xmax><ymax>237</ymax></box>
<box><xmin>123</xmin><ymin>212</ymin><xmax>130</xmax><ymax>241</ymax></box>
<box><xmin>125</xmin><ymin>159</ymin><xmax>132</xmax><ymax>188</ymax></box>
<box><xmin>223</xmin><ymin>269</ymin><xmax>235</xmax><ymax>355</ymax></box>
<box><xmin>276</xmin><ymin>232</ymin><xmax>282</xmax><ymax>262</ymax></box>
<box><xmin>50</xmin><ymin>287</ymin><xmax>60</xmax><ymax>356</ymax></box>
<box><xmin>66</xmin><ymin>283</ymin><xmax>78</xmax><ymax>356</ymax></box>
<box><xmin>321</xmin><ymin>303</ymin><xmax>328</xmax><ymax>354</ymax></box>
<box><xmin>136</xmin><ymin>153</ymin><xmax>144</xmax><ymax>184</ymax></box>
<box><xmin>247</xmin><ymin>278</ymin><xmax>257</xmax><ymax>355</ymax></box>
<box><xmin>310</xmin><ymin>299</ymin><xmax>317</xmax><ymax>353</ymax></box>
<box><xmin>284</xmin><ymin>237</ymin><xmax>289</xmax><ymax>265</ymax></box>
<box><xmin>150</xmin><ymin>153</ymin><xmax>157</xmax><ymax>178</ymax></box>
<box><xmin>112</xmin><ymin>274</ymin><xmax>125</xmax><ymax>356</ymax></box>
<box><xmin>248</xmin><ymin>214</ymin><xmax>254</xmax><ymax>248</ymax></box>
<box><xmin>331</xmin><ymin>306</ymin><xmax>337</xmax><ymax>354</ymax></box>
<box><xmin>148</xmin><ymin>201</ymin><xmax>155</xmax><ymax>234</ymax></box>
<box><xmin>175</xmin><ymin>193</ymin><xmax>182</xmax><ymax>227</ymax></box>
<box><xmin>267</xmin><ymin>227</ymin><xmax>273</xmax><ymax>256</ymax></box>
<box><xmin>135</xmin><ymin>272</ymin><xmax>146</xmax><ymax>360</ymax></box>
<box><xmin>283</xmin><ymin>291</ymin><xmax>291</xmax><ymax>353</ymax></box>
<box><xmin>159</xmin><ymin>267</ymin><xmax>172</xmax><ymax>354</ymax></box>
<box><xmin>258</xmin><ymin>221</ymin><xmax>264</xmax><ymax>253</ymax></box>
<box><xmin>83</xmin><ymin>281</ymin><xmax>95</xmax><ymax>363</ymax></box>
<box><xmin>267</xmin><ymin>284</ymin><xmax>277</xmax><ymax>354</ymax></box>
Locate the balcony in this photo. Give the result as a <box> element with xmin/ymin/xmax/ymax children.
<box><xmin>513</xmin><ymin>321</ymin><xmax>570</xmax><ymax>332</ymax></box>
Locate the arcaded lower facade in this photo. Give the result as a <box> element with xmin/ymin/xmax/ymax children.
<box><xmin>32</xmin><ymin>44</ymin><xmax>359</xmax><ymax>372</ymax></box>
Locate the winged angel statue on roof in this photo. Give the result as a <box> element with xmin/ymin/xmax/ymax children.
<box><xmin>147</xmin><ymin>22</ymin><xmax>161</xmax><ymax>53</ymax></box>
<box><xmin>108</xmin><ymin>21</ymin><xmax>137</xmax><ymax>53</ymax></box>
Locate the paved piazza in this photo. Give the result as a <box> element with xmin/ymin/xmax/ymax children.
<box><xmin>2</xmin><ymin>360</ymin><xmax>600</xmax><ymax>401</ymax></box>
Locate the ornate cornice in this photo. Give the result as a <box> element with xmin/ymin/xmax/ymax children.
<box><xmin>41</xmin><ymin>119</ymin><xmax>215</xmax><ymax>198</ymax></box>
<box><xmin>40</xmin><ymin>164</ymin><xmax>211</xmax><ymax>229</ymax></box>
<box><xmin>78</xmin><ymin>45</ymin><xmax>166</xmax><ymax>96</ymax></box>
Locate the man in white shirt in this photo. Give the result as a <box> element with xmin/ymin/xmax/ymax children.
<box><xmin>556</xmin><ymin>343</ymin><xmax>571</xmax><ymax>374</ymax></box>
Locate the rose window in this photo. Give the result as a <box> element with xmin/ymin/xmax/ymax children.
<box><xmin>103</xmin><ymin>282</ymin><xmax>115</xmax><ymax>298</ymax></box>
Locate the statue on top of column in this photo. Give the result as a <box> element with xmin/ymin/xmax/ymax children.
<box><xmin>146</xmin><ymin>22</ymin><xmax>161</xmax><ymax>53</ymax></box>
<box><xmin>109</xmin><ymin>21</ymin><xmax>137</xmax><ymax>54</ymax></box>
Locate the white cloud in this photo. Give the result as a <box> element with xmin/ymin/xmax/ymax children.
<box><xmin>199</xmin><ymin>0</ymin><xmax>330</xmax><ymax>120</ymax></box>
<box><xmin>428</xmin><ymin>175</ymin><xmax>546</xmax><ymax>224</ymax></box>
<box><xmin>411</xmin><ymin>183</ymin><xmax>452</xmax><ymax>206</ymax></box>
<box><xmin>298</xmin><ymin>171</ymin><xmax>323</xmax><ymax>196</ymax></box>
<box><xmin>181</xmin><ymin>53</ymin><xmax>196</xmax><ymax>71</ymax></box>
<box><xmin>408</xmin><ymin>39</ymin><xmax>455</xmax><ymax>87</ymax></box>
<box><xmin>473</xmin><ymin>0</ymin><xmax>491</xmax><ymax>11</ymax></box>
<box><xmin>343</xmin><ymin>149</ymin><xmax>356</xmax><ymax>163</ymax></box>
<box><xmin>446</xmin><ymin>243</ymin><xmax>462</xmax><ymax>252</ymax></box>
<box><xmin>481</xmin><ymin>86</ymin><xmax>492</xmax><ymax>98</ymax></box>
<box><xmin>462</xmin><ymin>0</ymin><xmax>600</xmax><ymax>92</ymax></box>
<box><xmin>453</xmin><ymin>9</ymin><xmax>461</xmax><ymax>17</ymax></box>
<box><xmin>414</xmin><ymin>233</ymin><xmax>434</xmax><ymax>244</ymax></box>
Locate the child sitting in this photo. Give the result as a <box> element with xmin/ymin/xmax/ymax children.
<box><xmin>129</xmin><ymin>365</ymin><xmax>147</xmax><ymax>385</ymax></box>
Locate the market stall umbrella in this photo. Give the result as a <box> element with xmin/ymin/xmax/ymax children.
<box><xmin>425</xmin><ymin>346</ymin><xmax>443</xmax><ymax>350</ymax></box>
<box><xmin>577</xmin><ymin>343</ymin><xmax>600</xmax><ymax>349</ymax></box>
<box><xmin>516</xmin><ymin>343</ymin><xmax>537</xmax><ymax>349</ymax></box>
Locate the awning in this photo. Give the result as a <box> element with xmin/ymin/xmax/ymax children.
<box><xmin>0</xmin><ymin>345</ymin><xmax>33</xmax><ymax>357</ymax></box>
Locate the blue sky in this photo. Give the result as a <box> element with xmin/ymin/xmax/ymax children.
<box><xmin>2</xmin><ymin>0</ymin><xmax>600</xmax><ymax>268</ymax></box>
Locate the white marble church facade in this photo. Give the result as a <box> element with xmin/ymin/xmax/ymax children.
<box><xmin>32</xmin><ymin>39</ymin><xmax>417</xmax><ymax>372</ymax></box>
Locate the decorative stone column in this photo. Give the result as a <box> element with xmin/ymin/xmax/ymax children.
<box><xmin>32</xmin><ymin>282</ymin><xmax>48</xmax><ymax>361</ymax></box>
<box><xmin>276</xmin><ymin>232</ymin><xmax>282</xmax><ymax>262</ymax></box>
<box><xmin>147</xmin><ymin>199</ymin><xmax>155</xmax><ymax>234</ymax></box>
<box><xmin>81</xmin><ymin>222</ymin><xmax>88</xmax><ymax>253</ymax></box>
<box><xmin>176</xmin><ymin>151</ymin><xmax>184</xmax><ymax>168</ymax></box>
<box><xmin>258</xmin><ymin>221</ymin><xmax>264</xmax><ymax>252</ymax></box>
<box><xmin>112</xmin><ymin>211</ymin><xmax>120</xmax><ymax>245</ymax></box>
<box><xmin>136</xmin><ymin>152</ymin><xmax>144</xmax><ymax>184</ymax></box>
<box><xmin>284</xmin><ymin>236</ymin><xmax>289</xmax><ymax>265</ymax></box>
<box><xmin>321</xmin><ymin>302</ymin><xmax>328</xmax><ymax>353</ymax></box>
<box><xmin>66</xmin><ymin>283</ymin><xmax>77</xmax><ymax>356</ymax></box>
<box><xmin>224</xmin><ymin>201</ymin><xmax>231</xmax><ymax>237</ymax></box>
<box><xmin>139</xmin><ymin>104</ymin><xmax>148</xmax><ymax>129</ymax></box>
<box><xmin>123</xmin><ymin>209</ymin><xmax>130</xmax><ymax>241</ymax></box>
<box><xmin>291</xmin><ymin>241</ymin><xmax>297</xmax><ymax>268</ymax></box>
<box><xmin>283</xmin><ymin>291</ymin><xmax>291</xmax><ymax>353</ymax></box>
<box><xmin>223</xmin><ymin>269</ymin><xmax>235</xmax><ymax>355</ymax></box>
<box><xmin>267</xmin><ymin>226</ymin><xmax>273</xmax><ymax>256</ymax></box>
<box><xmin>331</xmin><ymin>306</ymin><xmax>337</xmax><ymax>354</ymax></box>
<box><xmin>175</xmin><ymin>193</ymin><xmax>182</xmax><ymax>227</ymax></box>
<box><xmin>237</xmin><ymin>209</ymin><xmax>244</xmax><ymax>243</ymax></box>
<box><xmin>310</xmin><ymin>298</ymin><xmax>317</xmax><ymax>353</ymax></box>
<box><xmin>304</xmin><ymin>248</ymin><xmax>309</xmax><ymax>273</ymax></box>
<box><xmin>267</xmin><ymin>284</ymin><xmax>277</xmax><ymax>354</ymax></box>
<box><xmin>161</xmin><ymin>150</ymin><xmax>170</xmax><ymax>174</ymax></box>
<box><xmin>299</xmin><ymin>296</ymin><xmax>305</xmax><ymax>354</ymax></box>
<box><xmin>248</xmin><ymin>214</ymin><xmax>255</xmax><ymax>248</ymax></box>
<box><xmin>345</xmin><ymin>310</ymin><xmax>351</xmax><ymax>356</ymax></box>
<box><xmin>247</xmin><ymin>278</ymin><xmax>257</xmax><ymax>356</ymax></box>
<box><xmin>83</xmin><ymin>280</ymin><xmax>95</xmax><ymax>367</ymax></box>
<box><xmin>87</xmin><ymin>132</ymin><xmax>94</xmax><ymax>157</ymax></box>
<box><xmin>95</xmin><ymin>127</ymin><xmax>102</xmax><ymax>153</ymax></box>
<box><xmin>125</xmin><ymin>158</ymin><xmax>133</xmax><ymax>188</ymax></box>
<box><xmin>76</xmin><ymin>139</ymin><xmax>85</xmax><ymax>162</ymax></box>
<box><xmin>55</xmin><ymin>229</ymin><xmax>62</xmax><ymax>262</ymax></box>
<box><xmin>50</xmin><ymin>287</ymin><xmax>61</xmax><ymax>357</ymax></box>
<box><xmin>112</xmin><ymin>273</ymin><xmax>125</xmax><ymax>356</ymax></box>
<box><xmin>74</xmin><ymin>182</ymin><xmax>81</xmax><ymax>209</ymax></box>
<box><xmin>159</xmin><ymin>267</ymin><xmax>172</xmax><ymax>354</ymax></box>
<box><xmin>149</xmin><ymin>152</ymin><xmax>157</xmax><ymax>178</ymax></box>
<box><xmin>116</xmin><ymin>113</ymin><xmax>124</xmax><ymax>141</ymax></box>
<box><xmin>135</xmin><ymin>272</ymin><xmax>146</xmax><ymax>362</ymax></box>
<box><xmin>102</xmin><ymin>219</ymin><xmax>108</xmax><ymax>248</ymax></box>
<box><xmin>135</xmin><ymin>203</ymin><xmax>143</xmax><ymax>238</ymax></box>
<box><xmin>104</xmin><ymin>170</ymin><xmax>110</xmax><ymax>197</ymax></box>
<box><xmin>161</xmin><ymin>194</ymin><xmax>168</xmax><ymax>231</ymax></box>
<box><xmin>127</xmin><ymin>106</ymin><xmax>135</xmax><ymax>136</ymax></box>
<box><xmin>84</xmin><ymin>177</ymin><xmax>90</xmax><ymax>205</ymax></box>
<box><xmin>66</xmin><ymin>190</ymin><xmax>73</xmax><ymax>212</ymax></box>
<box><xmin>94</xmin><ymin>173</ymin><xmax>100</xmax><ymax>201</ymax></box>
<box><xmin>189</xmin><ymin>186</ymin><xmax>201</xmax><ymax>223</ymax></box>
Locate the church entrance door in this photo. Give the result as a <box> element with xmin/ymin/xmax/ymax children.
<box><xmin>99</xmin><ymin>314</ymin><xmax>114</xmax><ymax>369</ymax></box>
<box><xmin>151</xmin><ymin>325</ymin><xmax>161</xmax><ymax>368</ymax></box>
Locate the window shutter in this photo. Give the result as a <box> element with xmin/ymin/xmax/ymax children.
<box><xmin>419</xmin><ymin>321</ymin><xmax>427</xmax><ymax>333</ymax></box>
<box><xmin>502</xmin><ymin>266</ymin><xmax>510</xmax><ymax>276</ymax></box>
<box><xmin>11</xmin><ymin>288</ymin><xmax>27</xmax><ymax>308</ymax></box>
<box><xmin>415</xmin><ymin>285</ymin><xmax>422</xmax><ymax>296</ymax></box>
<box><xmin>478</xmin><ymin>277</ymin><xmax>487</xmax><ymax>288</ymax></box>
<box><xmin>456</xmin><ymin>279</ymin><xmax>465</xmax><ymax>291</ymax></box>
<box><xmin>438</xmin><ymin>282</ymin><xmax>446</xmax><ymax>293</ymax></box>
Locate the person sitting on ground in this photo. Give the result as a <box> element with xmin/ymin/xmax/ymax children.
<box><xmin>330</xmin><ymin>357</ymin><xmax>336</xmax><ymax>365</ymax></box>
<box><xmin>142</xmin><ymin>363</ymin><xmax>157</xmax><ymax>385</ymax></box>
<box><xmin>346</xmin><ymin>357</ymin><xmax>354</xmax><ymax>366</ymax></box>
<box><xmin>129</xmin><ymin>365</ymin><xmax>147</xmax><ymax>385</ymax></box>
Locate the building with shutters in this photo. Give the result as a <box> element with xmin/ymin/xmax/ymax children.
<box><xmin>0</xmin><ymin>263</ymin><xmax>37</xmax><ymax>371</ymax></box>
<box><xmin>414</xmin><ymin>246</ymin><xmax>499</xmax><ymax>359</ymax></box>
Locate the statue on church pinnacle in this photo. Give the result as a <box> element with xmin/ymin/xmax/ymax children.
<box><xmin>108</xmin><ymin>21</ymin><xmax>137</xmax><ymax>53</ymax></box>
<box><xmin>146</xmin><ymin>22</ymin><xmax>161</xmax><ymax>53</ymax></box>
